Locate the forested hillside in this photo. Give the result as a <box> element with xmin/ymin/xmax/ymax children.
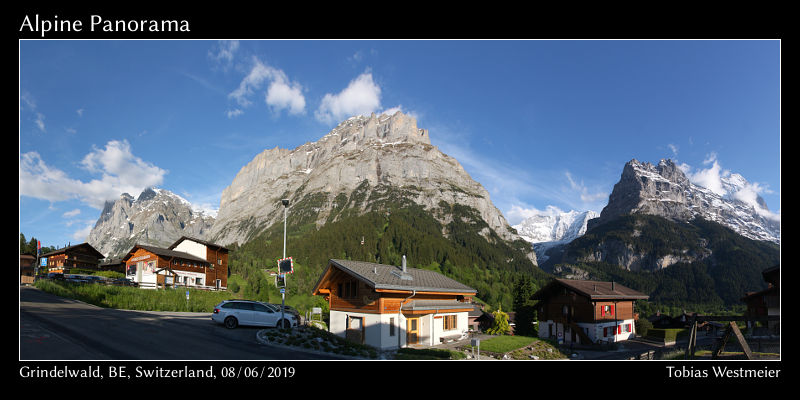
<box><xmin>553</xmin><ymin>214</ymin><xmax>780</xmax><ymax>313</ymax></box>
<box><xmin>228</xmin><ymin>201</ymin><xmax>551</xmax><ymax>312</ymax></box>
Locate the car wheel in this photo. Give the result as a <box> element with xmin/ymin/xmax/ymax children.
<box><xmin>224</xmin><ymin>316</ymin><xmax>238</xmax><ymax>329</ymax></box>
<box><xmin>277</xmin><ymin>319</ymin><xmax>290</xmax><ymax>329</ymax></box>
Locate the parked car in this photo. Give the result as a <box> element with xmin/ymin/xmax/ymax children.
<box><xmin>271</xmin><ymin>304</ymin><xmax>301</xmax><ymax>319</ymax></box>
<box><xmin>85</xmin><ymin>275</ymin><xmax>108</xmax><ymax>285</ymax></box>
<box><xmin>112</xmin><ymin>278</ymin><xmax>137</xmax><ymax>287</ymax></box>
<box><xmin>65</xmin><ymin>274</ymin><xmax>89</xmax><ymax>283</ymax></box>
<box><xmin>45</xmin><ymin>272</ymin><xmax>64</xmax><ymax>281</ymax></box>
<box><xmin>212</xmin><ymin>300</ymin><xmax>298</xmax><ymax>329</ymax></box>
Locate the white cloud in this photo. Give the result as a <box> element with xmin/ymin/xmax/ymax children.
<box><xmin>566</xmin><ymin>171</ymin><xmax>608</xmax><ymax>203</ymax></box>
<box><xmin>685</xmin><ymin>154</ymin><xmax>726</xmax><ymax>196</ymax></box>
<box><xmin>266</xmin><ymin>79</ymin><xmax>305</xmax><ymax>115</ymax></box>
<box><xmin>682</xmin><ymin>153</ymin><xmax>779</xmax><ymax>221</ymax></box>
<box><xmin>62</xmin><ymin>209</ymin><xmax>81</xmax><ymax>218</ymax></box>
<box><xmin>228</xmin><ymin>57</ymin><xmax>305</xmax><ymax>116</ymax></box>
<box><xmin>316</xmin><ymin>72</ymin><xmax>382</xmax><ymax>124</ymax></box>
<box><xmin>226</xmin><ymin>108</ymin><xmax>244</xmax><ymax>119</ymax></box>
<box><xmin>35</xmin><ymin>112</ymin><xmax>46</xmax><ymax>132</ymax></box>
<box><xmin>19</xmin><ymin>140</ymin><xmax>167</xmax><ymax>209</ymax></box>
<box><xmin>208</xmin><ymin>40</ymin><xmax>239</xmax><ymax>70</ymax></box>
<box><xmin>71</xmin><ymin>222</ymin><xmax>95</xmax><ymax>242</ymax></box>
<box><xmin>19</xmin><ymin>152</ymin><xmax>82</xmax><ymax>203</ymax></box>
<box><xmin>668</xmin><ymin>143</ymin><xmax>678</xmax><ymax>157</ymax></box>
<box><xmin>77</xmin><ymin>108</ymin><xmax>84</xmax><ymax>117</ymax></box>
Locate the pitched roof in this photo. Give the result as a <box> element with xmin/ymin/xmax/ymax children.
<box><xmin>168</xmin><ymin>236</ymin><xmax>229</xmax><ymax>252</ymax></box>
<box><xmin>41</xmin><ymin>242</ymin><xmax>104</xmax><ymax>259</ymax></box>
<box><xmin>123</xmin><ymin>244</ymin><xmax>209</xmax><ymax>265</ymax></box>
<box><xmin>533</xmin><ymin>278</ymin><xmax>649</xmax><ymax>301</ymax></box>
<box><xmin>314</xmin><ymin>259</ymin><xmax>476</xmax><ymax>294</ymax></box>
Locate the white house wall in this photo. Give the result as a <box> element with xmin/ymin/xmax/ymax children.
<box><xmin>539</xmin><ymin>319</ymin><xmax>637</xmax><ymax>344</ymax></box>
<box><xmin>172</xmin><ymin>240</ymin><xmax>207</xmax><ymax>261</ymax></box>
<box><xmin>329</xmin><ymin>310</ymin><xmax>469</xmax><ymax>350</ymax></box>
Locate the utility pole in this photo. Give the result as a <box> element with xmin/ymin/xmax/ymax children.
<box><xmin>281</xmin><ymin>199</ymin><xmax>289</xmax><ymax>329</ymax></box>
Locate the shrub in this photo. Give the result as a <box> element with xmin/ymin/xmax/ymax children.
<box><xmin>635</xmin><ymin>318</ymin><xmax>653</xmax><ymax>338</ymax></box>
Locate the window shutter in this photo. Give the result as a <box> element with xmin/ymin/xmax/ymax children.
<box><xmin>618</xmin><ymin>325</ymin><xmax>622</xmax><ymax>334</ymax></box>
<box><xmin>610</xmin><ymin>305</ymin><xmax>614</xmax><ymax>314</ymax></box>
<box><xmin>601</xmin><ymin>307</ymin><xmax>605</xmax><ymax>317</ymax></box>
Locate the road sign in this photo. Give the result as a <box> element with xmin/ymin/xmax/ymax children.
<box><xmin>40</xmin><ymin>257</ymin><xmax>47</xmax><ymax>267</ymax></box>
<box><xmin>185</xmin><ymin>291</ymin><xmax>190</xmax><ymax>300</ymax></box>
<box><xmin>280</xmin><ymin>288</ymin><xmax>285</xmax><ymax>294</ymax></box>
<box><xmin>277</xmin><ymin>257</ymin><xmax>293</xmax><ymax>274</ymax></box>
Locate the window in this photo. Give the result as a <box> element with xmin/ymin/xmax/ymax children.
<box><xmin>443</xmin><ymin>315</ymin><xmax>457</xmax><ymax>331</ymax></box>
<box><xmin>600</xmin><ymin>305</ymin><xmax>614</xmax><ymax>316</ymax></box>
<box><xmin>339</xmin><ymin>280</ymin><xmax>358</xmax><ymax>299</ymax></box>
<box><xmin>196</xmin><ymin>277</ymin><xmax>204</xmax><ymax>286</ymax></box>
<box><xmin>390</xmin><ymin>318</ymin><xmax>395</xmax><ymax>336</ymax></box>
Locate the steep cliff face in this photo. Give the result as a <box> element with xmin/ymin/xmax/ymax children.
<box><xmin>555</xmin><ymin>158</ymin><xmax>779</xmax><ymax>272</ymax></box>
<box><xmin>87</xmin><ymin>188</ymin><xmax>215</xmax><ymax>258</ymax></box>
<box><xmin>592</xmin><ymin>159</ymin><xmax>780</xmax><ymax>244</ymax></box>
<box><xmin>209</xmin><ymin>111</ymin><xmax>535</xmax><ymax>264</ymax></box>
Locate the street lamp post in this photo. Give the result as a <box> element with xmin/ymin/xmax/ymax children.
<box><xmin>281</xmin><ymin>199</ymin><xmax>289</xmax><ymax>329</ymax></box>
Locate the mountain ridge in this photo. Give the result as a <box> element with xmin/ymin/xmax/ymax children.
<box><xmin>208</xmin><ymin>111</ymin><xmax>536</xmax><ymax>265</ymax></box>
<box><xmin>591</xmin><ymin>158</ymin><xmax>779</xmax><ymax>244</ymax></box>
<box><xmin>87</xmin><ymin>187</ymin><xmax>215</xmax><ymax>258</ymax></box>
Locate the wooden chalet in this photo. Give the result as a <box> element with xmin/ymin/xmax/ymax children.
<box><xmin>20</xmin><ymin>253</ymin><xmax>36</xmax><ymax>284</ymax></box>
<box><xmin>122</xmin><ymin>237</ymin><xmax>228</xmax><ymax>290</ymax></box>
<box><xmin>40</xmin><ymin>243</ymin><xmax>104</xmax><ymax>273</ymax></box>
<box><xmin>742</xmin><ymin>265</ymin><xmax>779</xmax><ymax>333</ymax></box>
<box><xmin>532</xmin><ymin>278</ymin><xmax>648</xmax><ymax>345</ymax></box>
<box><xmin>312</xmin><ymin>258</ymin><xmax>477</xmax><ymax>350</ymax></box>
<box><xmin>169</xmin><ymin>236</ymin><xmax>229</xmax><ymax>290</ymax></box>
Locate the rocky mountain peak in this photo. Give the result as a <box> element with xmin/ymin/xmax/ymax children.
<box><xmin>594</xmin><ymin>158</ymin><xmax>779</xmax><ymax>244</ymax></box>
<box><xmin>87</xmin><ymin>187</ymin><xmax>215</xmax><ymax>258</ymax></box>
<box><xmin>209</xmin><ymin>111</ymin><xmax>536</xmax><ymax>265</ymax></box>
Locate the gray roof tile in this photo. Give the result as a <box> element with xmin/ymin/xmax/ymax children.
<box><xmin>327</xmin><ymin>259</ymin><xmax>476</xmax><ymax>294</ymax></box>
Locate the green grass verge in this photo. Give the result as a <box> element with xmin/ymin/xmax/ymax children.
<box><xmin>466</xmin><ymin>335</ymin><xmax>538</xmax><ymax>353</ymax></box>
<box><xmin>646</xmin><ymin>328</ymin><xmax>689</xmax><ymax>343</ymax></box>
<box><xmin>395</xmin><ymin>348</ymin><xmax>467</xmax><ymax>360</ymax></box>
<box><xmin>34</xmin><ymin>280</ymin><xmax>235</xmax><ymax>313</ymax></box>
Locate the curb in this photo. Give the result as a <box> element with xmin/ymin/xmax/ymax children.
<box><xmin>255</xmin><ymin>329</ymin><xmax>382</xmax><ymax>360</ymax></box>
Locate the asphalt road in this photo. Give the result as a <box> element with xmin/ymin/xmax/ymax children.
<box><xmin>19</xmin><ymin>286</ymin><xmax>344</xmax><ymax>361</ymax></box>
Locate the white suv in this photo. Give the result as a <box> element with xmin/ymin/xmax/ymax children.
<box><xmin>212</xmin><ymin>300</ymin><xmax>298</xmax><ymax>329</ymax></box>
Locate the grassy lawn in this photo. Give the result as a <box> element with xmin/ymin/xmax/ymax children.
<box><xmin>646</xmin><ymin>328</ymin><xmax>688</xmax><ymax>343</ymax></box>
<box><xmin>34</xmin><ymin>279</ymin><xmax>235</xmax><ymax>313</ymax></box>
<box><xmin>461</xmin><ymin>335</ymin><xmax>568</xmax><ymax>360</ymax></box>
<box><xmin>472</xmin><ymin>335</ymin><xmax>538</xmax><ymax>353</ymax></box>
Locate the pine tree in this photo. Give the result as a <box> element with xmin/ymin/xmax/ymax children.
<box><xmin>512</xmin><ymin>275</ymin><xmax>538</xmax><ymax>336</ymax></box>
<box><xmin>487</xmin><ymin>306</ymin><xmax>511</xmax><ymax>335</ymax></box>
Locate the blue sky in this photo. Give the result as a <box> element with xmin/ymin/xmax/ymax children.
<box><xmin>19</xmin><ymin>40</ymin><xmax>781</xmax><ymax>249</ymax></box>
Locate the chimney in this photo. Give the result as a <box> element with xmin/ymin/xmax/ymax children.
<box><xmin>402</xmin><ymin>255</ymin><xmax>407</xmax><ymax>273</ymax></box>
<box><xmin>611</xmin><ymin>281</ymin><xmax>615</xmax><ymax>291</ymax></box>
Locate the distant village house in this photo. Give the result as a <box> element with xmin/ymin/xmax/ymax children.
<box><xmin>122</xmin><ymin>237</ymin><xmax>228</xmax><ymax>290</ymax></box>
<box><xmin>40</xmin><ymin>243</ymin><xmax>104</xmax><ymax>273</ymax></box>
<box><xmin>532</xmin><ymin>278</ymin><xmax>648</xmax><ymax>345</ymax></box>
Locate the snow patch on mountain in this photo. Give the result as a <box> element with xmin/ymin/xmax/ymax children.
<box><xmin>513</xmin><ymin>207</ymin><xmax>599</xmax><ymax>263</ymax></box>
